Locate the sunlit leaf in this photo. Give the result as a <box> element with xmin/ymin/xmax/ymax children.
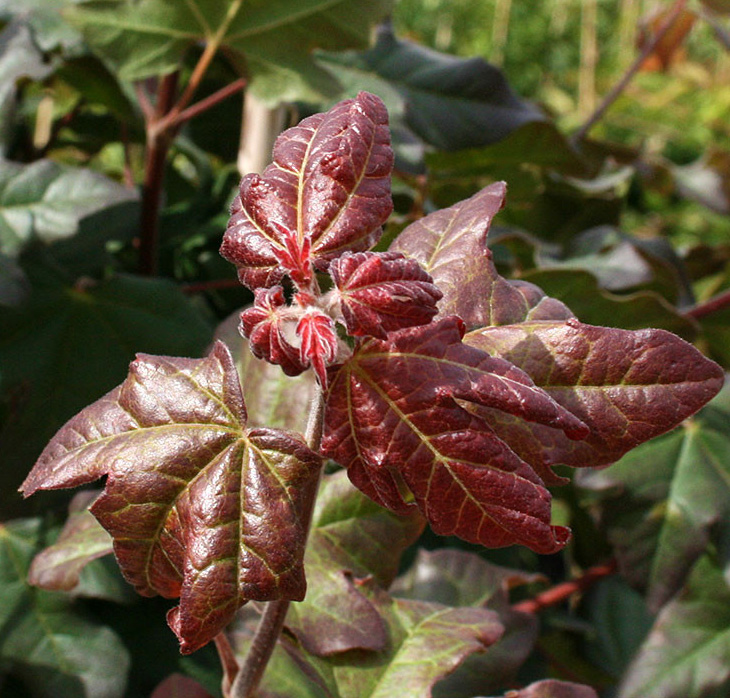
<box><xmin>390</xmin><ymin>183</ymin><xmax>573</xmax><ymax>329</ymax></box>
<box><xmin>221</xmin><ymin>92</ymin><xmax>393</xmax><ymax>290</ymax></box>
<box><xmin>467</xmin><ymin>319</ymin><xmax>724</xmax><ymax>481</ymax></box>
<box><xmin>323</xmin><ymin>317</ymin><xmax>589</xmax><ymax>554</ymax></box>
<box><xmin>66</xmin><ymin>0</ymin><xmax>393</xmax><ymax>103</ymax></box>
<box><xmin>21</xmin><ymin>341</ymin><xmax>321</xmax><ymax>653</ymax></box>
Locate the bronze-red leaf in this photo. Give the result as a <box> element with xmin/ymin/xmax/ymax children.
<box><xmin>322</xmin><ymin>317</ymin><xmax>588</xmax><ymax>553</ymax></box>
<box><xmin>221</xmin><ymin>91</ymin><xmax>393</xmax><ymax>290</ymax></box>
<box><xmin>20</xmin><ymin>341</ymin><xmax>321</xmax><ymax>653</ymax></box>
<box><xmin>329</xmin><ymin>251</ymin><xmax>442</xmax><ymax>338</ymax></box>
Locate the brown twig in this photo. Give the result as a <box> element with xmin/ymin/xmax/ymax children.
<box><xmin>512</xmin><ymin>559</ymin><xmax>617</xmax><ymax>615</ymax></box>
<box><xmin>573</xmin><ymin>0</ymin><xmax>688</xmax><ymax>143</ymax></box>
<box><xmin>684</xmin><ymin>288</ymin><xmax>730</xmax><ymax>321</ymax></box>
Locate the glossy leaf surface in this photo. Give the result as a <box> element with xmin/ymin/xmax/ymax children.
<box><xmin>221</xmin><ymin>92</ymin><xmax>393</xmax><ymax>289</ymax></box>
<box><xmin>0</xmin><ymin>518</ymin><xmax>130</xmax><ymax>698</ymax></box>
<box><xmin>21</xmin><ymin>341</ymin><xmax>321</xmax><ymax>653</ymax></box>
<box><xmin>390</xmin><ymin>183</ymin><xmax>573</xmax><ymax>329</ymax></box>
<box><xmin>467</xmin><ymin>320</ymin><xmax>724</xmax><ymax>476</ymax></box>
<box><xmin>323</xmin><ymin>316</ymin><xmax>589</xmax><ymax>553</ymax></box>
<box><xmin>66</xmin><ymin>0</ymin><xmax>392</xmax><ymax>102</ymax></box>
<box><xmin>329</xmin><ymin>251</ymin><xmax>442</xmax><ymax>338</ymax></box>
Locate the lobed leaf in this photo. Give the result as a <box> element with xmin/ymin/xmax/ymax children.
<box><xmin>221</xmin><ymin>92</ymin><xmax>393</xmax><ymax>290</ymax></box>
<box><xmin>66</xmin><ymin>0</ymin><xmax>393</xmax><ymax>103</ymax></box>
<box><xmin>20</xmin><ymin>341</ymin><xmax>321</xmax><ymax>653</ymax></box>
<box><xmin>329</xmin><ymin>251</ymin><xmax>442</xmax><ymax>338</ymax></box>
<box><xmin>466</xmin><ymin>319</ymin><xmax>725</xmax><ymax>478</ymax></box>
<box><xmin>390</xmin><ymin>183</ymin><xmax>573</xmax><ymax>329</ymax></box>
<box><xmin>322</xmin><ymin>316</ymin><xmax>588</xmax><ymax>554</ymax></box>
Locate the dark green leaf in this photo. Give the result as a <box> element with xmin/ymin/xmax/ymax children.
<box><xmin>318</xmin><ymin>23</ymin><xmax>544</xmax><ymax>152</ymax></box>
<box><xmin>0</xmin><ymin>518</ymin><xmax>130</xmax><ymax>698</ymax></box>
<box><xmin>0</xmin><ymin>273</ymin><xmax>212</xmax><ymax>517</ymax></box>
<box><xmin>285</xmin><ymin>471</ymin><xmax>424</xmax><ymax>655</ymax></box>
<box><xmin>578</xmin><ymin>387</ymin><xmax>730</xmax><ymax>609</ymax></box>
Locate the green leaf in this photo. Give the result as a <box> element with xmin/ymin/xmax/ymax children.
<box><xmin>285</xmin><ymin>471</ymin><xmax>424</xmax><ymax>655</ymax></box>
<box><xmin>578</xmin><ymin>387</ymin><xmax>730</xmax><ymax>609</ymax></box>
<box><xmin>0</xmin><ymin>158</ymin><xmax>138</xmax><ymax>258</ymax></box>
<box><xmin>66</xmin><ymin>0</ymin><xmax>393</xmax><ymax>103</ymax></box>
<box><xmin>254</xmin><ymin>583</ymin><xmax>504</xmax><ymax>698</ymax></box>
<box><xmin>521</xmin><ymin>268</ymin><xmax>697</xmax><ymax>340</ymax></box>
<box><xmin>318</xmin><ymin>23</ymin><xmax>543</xmax><ymax>152</ymax></box>
<box><xmin>0</xmin><ymin>273</ymin><xmax>212</xmax><ymax>515</ymax></box>
<box><xmin>617</xmin><ymin>556</ymin><xmax>730</xmax><ymax>698</ymax></box>
<box><xmin>392</xmin><ymin>549</ymin><xmax>541</xmax><ymax>698</ymax></box>
<box><xmin>0</xmin><ymin>518</ymin><xmax>130</xmax><ymax>698</ymax></box>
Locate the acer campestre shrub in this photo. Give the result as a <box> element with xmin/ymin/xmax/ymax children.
<box><xmin>20</xmin><ymin>93</ymin><xmax>723</xmax><ymax>696</ymax></box>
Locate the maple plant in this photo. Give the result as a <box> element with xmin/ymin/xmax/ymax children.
<box><xmin>18</xmin><ymin>92</ymin><xmax>724</xmax><ymax>698</ymax></box>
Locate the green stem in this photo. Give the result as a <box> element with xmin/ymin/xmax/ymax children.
<box><xmin>229</xmin><ymin>385</ymin><xmax>325</xmax><ymax>698</ymax></box>
<box><xmin>573</xmin><ymin>0</ymin><xmax>688</xmax><ymax>143</ymax></box>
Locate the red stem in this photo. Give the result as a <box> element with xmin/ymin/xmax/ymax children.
<box><xmin>138</xmin><ymin>73</ymin><xmax>179</xmax><ymax>276</ymax></box>
<box><xmin>684</xmin><ymin>289</ymin><xmax>730</xmax><ymax>321</ymax></box>
<box><xmin>214</xmin><ymin>632</ymin><xmax>240</xmax><ymax>696</ymax></box>
<box><xmin>512</xmin><ymin>559</ymin><xmax>617</xmax><ymax>615</ymax></box>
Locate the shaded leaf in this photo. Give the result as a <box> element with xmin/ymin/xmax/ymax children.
<box><xmin>673</xmin><ymin>149</ymin><xmax>730</xmax><ymax>215</ymax></box>
<box><xmin>21</xmin><ymin>341</ymin><xmax>321</xmax><ymax>653</ymax></box>
<box><xmin>329</xmin><ymin>251</ymin><xmax>442</xmax><ymax>339</ymax></box>
<box><xmin>393</xmin><ymin>549</ymin><xmax>541</xmax><ymax>697</ymax></box>
<box><xmin>578</xmin><ymin>387</ymin><xmax>730</xmax><ymax>609</ymax></box>
<box><xmin>67</xmin><ymin>0</ymin><xmax>393</xmax><ymax>103</ymax></box>
<box><xmin>0</xmin><ymin>518</ymin><xmax>130</xmax><ymax>698</ymax></box>
<box><xmin>251</xmin><ymin>583</ymin><xmax>503</xmax><ymax>698</ymax></box>
<box><xmin>466</xmin><ymin>319</ymin><xmax>724</xmax><ymax>479</ymax></box>
<box><xmin>150</xmin><ymin>673</ymin><xmax>213</xmax><ymax>698</ymax></box>
<box><xmin>618</xmin><ymin>556</ymin><xmax>730</xmax><ymax>698</ymax></box>
<box><xmin>318</xmin><ymin>23</ymin><xmax>544</xmax><ymax>152</ymax></box>
<box><xmin>390</xmin><ymin>183</ymin><xmax>574</xmax><ymax>329</ymax></box>
<box><xmin>0</xmin><ymin>273</ymin><xmax>212</xmax><ymax>515</ymax></box>
<box><xmin>0</xmin><ymin>158</ymin><xmax>138</xmax><ymax>258</ymax></box>
<box><xmin>521</xmin><ymin>268</ymin><xmax>697</xmax><ymax>340</ymax></box>
<box><xmin>498</xmin><ymin>680</ymin><xmax>598</xmax><ymax>698</ymax></box>
<box><xmin>28</xmin><ymin>490</ymin><xmax>114</xmax><ymax>595</ymax></box>
<box><xmin>323</xmin><ymin>316</ymin><xmax>589</xmax><ymax>554</ymax></box>
<box><xmin>221</xmin><ymin>92</ymin><xmax>393</xmax><ymax>290</ymax></box>
<box><xmin>285</xmin><ymin>470</ymin><xmax>424</xmax><ymax>655</ymax></box>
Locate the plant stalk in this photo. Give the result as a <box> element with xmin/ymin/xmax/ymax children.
<box><xmin>229</xmin><ymin>384</ymin><xmax>325</xmax><ymax>698</ymax></box>
<box><xmin>573</xmin><ymin>0</ymin><xmax>688</xmax><ymax>143</ymax></box>
<box><xmin>138</xmin><ymin>72</ymin><xmax>179</xmax><ymax>276</ymax></box>
<box><xmin>684</xmin><ymin>288</ymin><xmax>730</xmax><ymax>321</ymax></box>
